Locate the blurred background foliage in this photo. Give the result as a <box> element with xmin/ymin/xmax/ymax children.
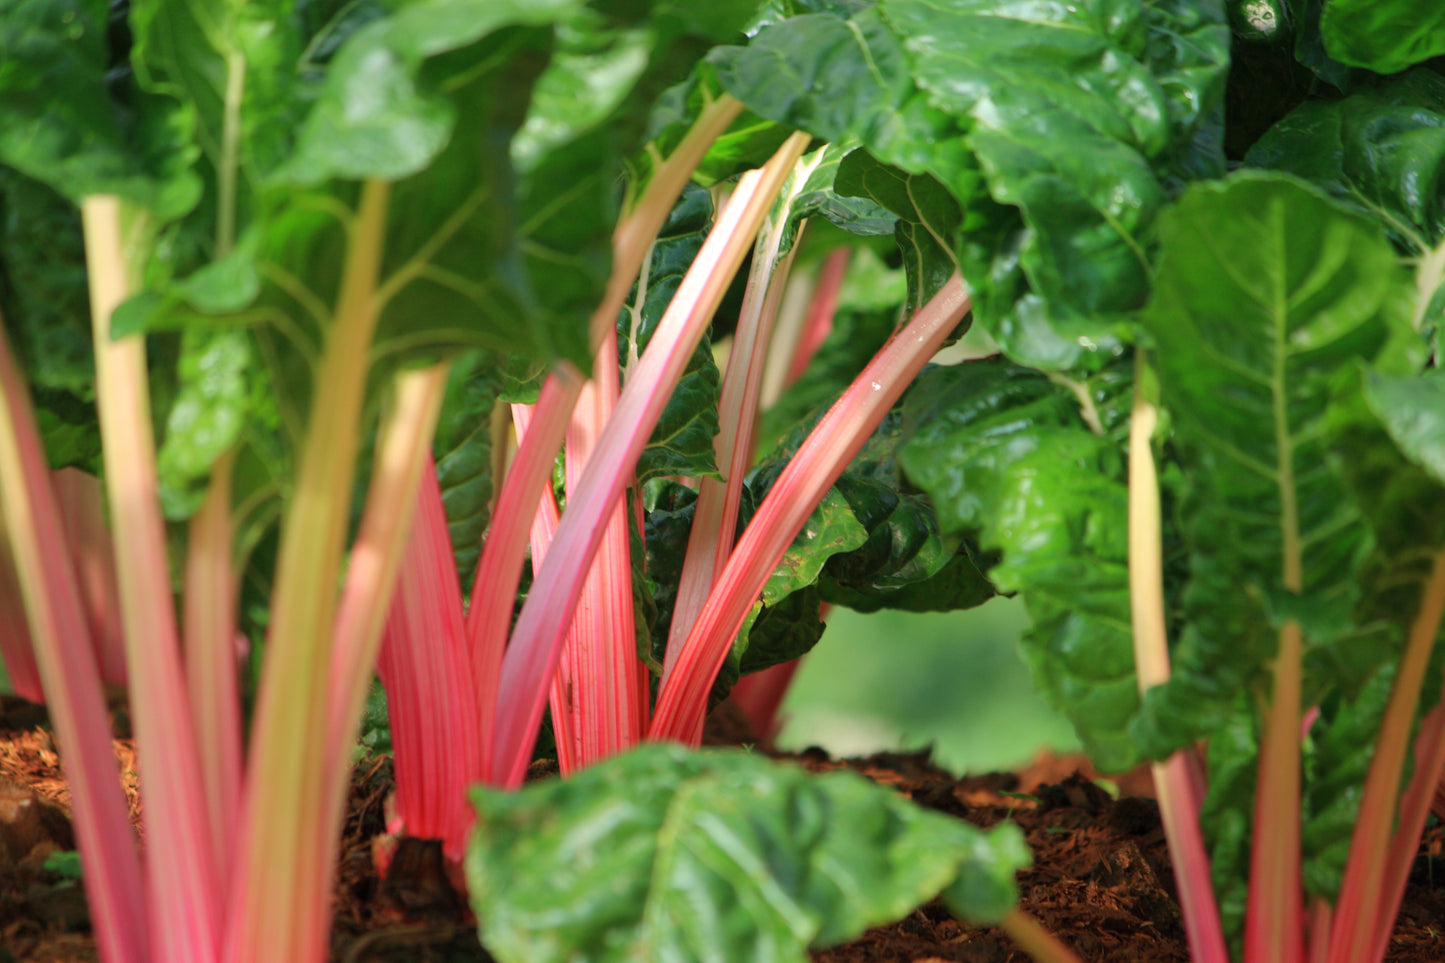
<box><xmin>778</xmin><ymin>597</ymin><xmax>1079</xmax><ymax>773</ymax></box>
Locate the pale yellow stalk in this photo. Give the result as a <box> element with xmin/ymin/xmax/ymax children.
<box><xmin>84</xmin><ymin>194</ymin><xmax>222</xmax><ymax>963</ymax></box>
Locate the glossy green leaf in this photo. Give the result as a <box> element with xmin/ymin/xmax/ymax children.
<box><xmin>1132</xmin><ymin>172</ymin><xmax>1415</xmax><ymax>754</ymax></box>
<box><xmin>128</xmin><ymin>0</ymin><xmax>307</xmax><ymax>243</ymax></box>
<box><xmin>1291</xmin><ymin>0</ymin><xmax>1365</xmax><ymax>90</ymax></box>
<box><xmin>713</xmin><ymin>0</ymin><xmax>1228</xmax><ymax>370</ymax></box>
<box><xmin>709</xmin><ymin>9</ymin><xmax>957</xmax><ymax>175</ymax></box>
<box><xmin>1246</xmin><ymin>70</ymin><xmax>1445</xmax><ymax>257</ymax></box>
<box><xmin>735</xmin><ymin>585</ymin><xmax>825</xmax><ymax>676</ymax></box>
<box><xmin>813</xmin><ymin>410</ymin><xmax>995</xmax><ymax>614</ymax></box>
<box><xmin>1320</xmin><ymin>0</ymin><xmax>1445</xmax><ymax>73</ymax></box>
<box><xmin>275</xmin><ymin>0</ymin><xmax>576</xmax><ymax>186</ymax></box>
<box><xmin>899</xmin><ymin>360</ymin><xmax>1140</xmax><ymax>771</ymax></box>
<box><xmin>756</xmin><ymin>484</ymin><xmax>869</xmax><ymax>605</ymax></box>
<box><xmin>635</xmin><ymin>66</ymin><xmax>795</xmax><ymax>192</ymax></box>
<box><xmin>884</xmin><ymin>0</ymin><xmax>1230</xmax><ymax>370</ymax></box>
<box><xmin>790</xmin><ymin>146</ymin><xmax>897</xmax><ymax>240</ymax></box>
<box><xmin>515</xmin><ymin>2</ymin><xmax>759</xmax><ymax>366</ymax></box>
<box><xmin>466</xmin><ymin>743</ymin><xmax>1029</xmax><ymax>963</ymax></box>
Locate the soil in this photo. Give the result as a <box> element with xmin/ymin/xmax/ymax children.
<box><xmin>3</xmin><ymin>697</ymin><xmax>1444</xmax><ymax>963</ymax></box>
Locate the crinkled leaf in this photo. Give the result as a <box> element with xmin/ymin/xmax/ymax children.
<box><xmin>0</xmin><ymin>168</ymin><xmax>94</xmax><ymax>399</ymax></box>
<box><xmin>709</xmin><ymin>9</ymin><xmax>958</xmax><ymax>175</ymax></box>
<box><xmin>432</xmin><ymin>351</ymin><xmax>509</xmax><ymax>587</ymax></box>
<box><xmin>713</xmin><ymin>0</ymin><xmax>1228</xmax><ymax>370</ymax></box>
<box><xmin>883</xmin><ymin>0</ymin><xmax>1230</xmax><ymax>370</ymax></box>
<box><xmin>709</xmin><ymin>8</ymin><xmax>963</xmax><ymax>311</ymax></box>
<box><xmin>466</xmin><ymin>743</ymin><xmax>1030</xmax><ymax>963</ymax></box>
<box><xmin>811</xmin><ymin>410</ymin><xmax>996</xmax><ymax>614</ymax></box>
<box><xmin>1132</xmin><ymin>173</ymin><xmax>1415</xmax><ymax>756</ymax></box>
<box><xmin>619</xmin><ymin>184</ymin><xmax>722</xmax><ymax>483</ymax></box>
<box><xmin>791</xmin><ymin>146</ymin><xmax>897</xmax><ymax>240</ymax></box>
<box><xmin>736</xmin><ymin>586</ymin><xmax>825</xmax><ymax>675</ymax></box>
<box><xmin>761</xmin><ymin>142</ymin><xmax>898</xmax><ymax>276</ymax></box>
<box><xmin>1320</xmin><ymin>0</ymin><xmax>1445</xmax><ymax>74</ymax></box>
<box><xmin>756</xmin><ymin>484</ymin><xmax>868</xmax><ymax>605</ymax></box>
<box><xmin>1245</xmin><ymin>70</ymin><xmax>1445</xmax><ymax>257</ymax></box>
<box><xmin>156</xmin><ymin>328</ymin><xmax>254</xmax><ymax>518</ymax></box>
<box><xmin>899</xmin><ymin>361</ymin><xmax>1140</xmax><ymax>771</ymax></box>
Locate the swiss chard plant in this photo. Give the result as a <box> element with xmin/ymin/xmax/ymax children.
<box><xmin>6</xmin><ymin>2</ymin><xmax>1445</xmax><ymax>963</ymax></box>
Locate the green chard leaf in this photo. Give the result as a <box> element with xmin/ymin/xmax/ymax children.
<box><xmin>834</xmin><ymin>149</ymin><xmax>960</xmax><ymax>314</ymax></box>
<box><xmin>642</xmin><ymin>400</ymin><xmax>988</xmax><ymax>706</ymax></box>
<box><xmin>0</xmin><ymin>0</ymin><xmax>200</xmax><ymax>215</ymax></box>
<box><xmin>119</xmin><ymin>3</ymin><xmax>587</xmax><ymax>502</ymax></box>
<box><xmin>1245</xmin><ymin>69</ymin><xmax>1445</xmax><ymax>356</ymax></box>
<box><xmin>807</xmin><ymin>409</ymin><xmax>996</xmax><ymax>615</ymax></box>
<box><xmin>640</xmin><ymin>476</ymin><xmax>851</xmax><ymax>708</ymax></box>
<box><xmin>465</xmin><ymin>743</ymin><xmax>1030</xmax><ymax>963</ymax></box>
<box><xmin>1131</xmin><ymin>172</ymin><xmax>1418</xmax><ymax>758</ymax></box>
<box><xmin>899</xmin><ymin>359</ymin><xmax>1140</xmax><ymax>771</ymax></box>
<box><xmin>156</xmin><ymin>327</ymin><xmax>255</xmax><ymax>518</ymax></box>
<box><xmin>790</xmin><ymin>145</ymin><xmax>897</xmax><ymax>240</ymax></box>
<box><xmin>1319</xmin><ymin>0</ymin><xmax>1445</xmax><ymax>74</ymax></box>
<box><xmin>432</xmin><ymin>351</ymin><xmax>510</xmax><ymax>588</ymax></box>
<box><xmin>0</xmin><ymin>168</ymin><xmax>94</xmax><ymax>399</ymax></box>
<box><xmin>1291</xmin><ymin>0</ymin><xmax>1368</xmax><ymax>91</ymax></box>
<box><xmin>1246</xmin><ymin>70</ymin><xmax>1445</xmax><ymax>257</ymax></box>
<box><xmin>636</xmin><ymin>66</ymin><xmax>797</xmax><ymax>192</ymax></box>
<box><xmin>1364</xmin><ymin>368</ymin><xmax>1445</xmax><ymax>484</ymax></box>
<box><xmin>709</xmin><ymin>0</ymin><xmax>1230</xmax><ymax>371</ymax></box>
<box><xmin>512</xmin><ymin>0</ymin><xmax>759</xmax><ymax>364</ymax></box>
<box><xmin>884</xmin><ymin>0</ymin><xmax>1230</xmax><ymax>369</ymax></box>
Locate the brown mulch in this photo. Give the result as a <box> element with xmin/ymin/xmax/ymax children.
<box><xmin>2</xmin><ymin>697</ymin><xmax>1444</xmax><ymax>963</ymax></box>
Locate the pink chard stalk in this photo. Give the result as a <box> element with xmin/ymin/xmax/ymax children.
<box><xmin>368</xmin><ymin>96</ymin><xmax>749</xmax><ymax>857</ymax></box>
<box><xmin>0</xmin><ymin>314</ymin><xmax>148</xmax><ymax>963</ymax></box>
<box><xmin>84</xmin><ymin>196</ymin><xmax>222</xmax><ymax>963</ymax></box>
<box><xmin>650</xmin><ymin>273</ymin><xmax>971</xmax><ymax>744</ymax></box>
<box><xmin>487</xmin><ymin>130</ymin><xmax>815</xmax><ymax>788</ymax></box>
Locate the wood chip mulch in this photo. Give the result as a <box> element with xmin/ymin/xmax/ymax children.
<box><xmin>2</xmin><ymin>697</ymin><xmax>1444</xmax><ymax>963</ymax></box>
